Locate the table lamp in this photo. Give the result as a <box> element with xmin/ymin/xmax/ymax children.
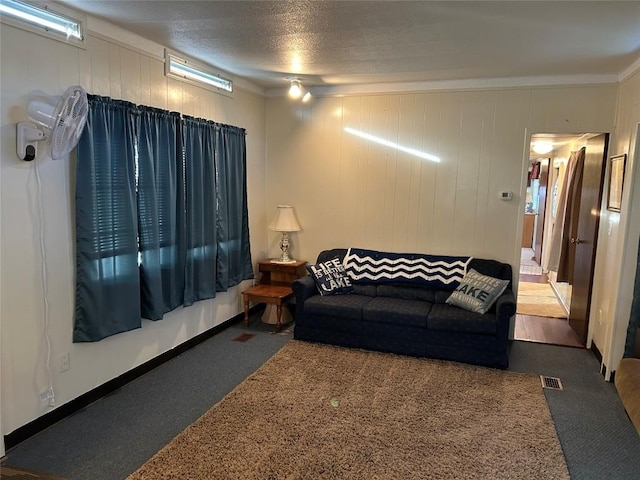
<box><xmin>269</xmin><ymin>205</ymin><xmax>301</xmax><ymax>263</ymax></box>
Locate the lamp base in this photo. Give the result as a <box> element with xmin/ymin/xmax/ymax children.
<box><xmin>262</xmin><ymin>304</ymin><xmax>294</xmax><ymax>325</ymax></box>
<box><xmin>275</xmin><ymin>231</ymin><xmax>296</xmax><ymax>264</ymax></box>
<box><xmin>271</xmin><ymin>258</ymin><xmax>297</xmax><ymax>264</ymax></box>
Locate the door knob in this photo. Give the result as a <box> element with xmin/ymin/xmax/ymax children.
<box><xmin>570</xmin><ymin>237</ymin><xmax>584</xmax><ymax>245</ymax></box>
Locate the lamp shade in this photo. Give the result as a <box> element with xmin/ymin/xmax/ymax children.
<box><xmin>269</xmin><ymin>205</ymin><xmax>301</xmax><ymax>232</ymax></box>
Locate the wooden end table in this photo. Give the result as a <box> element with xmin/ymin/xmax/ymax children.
<box><xmin>241</xmin><ymin>284</ymin><xmax>295</xmax><ymax>332</ymax></box>
<box><xmin>257</xmin><ymin>259</ymin><xmax>307</xmax><ymax>286</ymax></box>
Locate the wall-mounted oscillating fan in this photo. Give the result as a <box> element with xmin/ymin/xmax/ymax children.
<box><xmin>17</xmin><ymin>85</ymin><xmax>88</xmax><ymax>161</ymax></box>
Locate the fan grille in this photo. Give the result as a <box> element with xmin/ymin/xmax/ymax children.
<box><xmin>49</xmin><ymin>85</ymin><xmax>88</xmax><ymax>160</ymax></box>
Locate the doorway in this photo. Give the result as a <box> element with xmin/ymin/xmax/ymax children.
<box><xmin>516</xmin><ymin>133</ymin><xmax>608</xmax><ymax>348</ymax></box>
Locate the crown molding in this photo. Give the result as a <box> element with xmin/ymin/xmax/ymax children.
<box><xmin>619</xmin><ymin>56</ymin><xmax>640</xmax><ymax>82</ymax></box>
<box><xmin>265</xmin><ymin>74</ymin><xmax>619</xmax><ymax>98</ymax></box>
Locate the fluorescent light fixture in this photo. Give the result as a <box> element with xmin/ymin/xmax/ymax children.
<box><xmin>344</xmin><ymin>127</ymin><xmax>441</xmax><ymax>163</ymax></box>
<box><xmin>0</xmin><ymin>0</ymin><xmax>82</xmax><ymax>40</ymax></box>
<box><xmin>165</xmin><ymin>51</ymin><xmax>233</xmax><ymax>94</ymax></box>
<box><xmin>169</xmin><ymin>59</ymin><xmax>233</xmax><ymax>92</ymax></box>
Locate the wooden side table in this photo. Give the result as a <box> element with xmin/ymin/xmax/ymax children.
<box><xmin>241</xmin><ymin>284</ymin><xmax>294</xmax><ymax>332</ymax></box>
<box><xmin>241</xmin><ymin>259</ymin><xmax>307</xmax><ymax>331</ymax></box>
<box><xmin>257</xmin><ymin>259</ymin><xmax>307</xmax><ymax>286</ymax></box>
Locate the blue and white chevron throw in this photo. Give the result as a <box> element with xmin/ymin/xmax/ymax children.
<box><xmin>343</xmin><ymin>248</ymin><xmax>472</xmax><ymax>290</ymax></box>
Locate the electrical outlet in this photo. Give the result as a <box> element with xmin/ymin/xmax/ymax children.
<box><xmin>40</xmin><ymin>387</ymin><xmax>54</xmax><ymax>402</ymax></box>
<box><xmin>59</xmin><ymin>352</ymin><xmax>70</xmax><ymax>372</ymax></box>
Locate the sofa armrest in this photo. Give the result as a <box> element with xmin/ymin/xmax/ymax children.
<box><xmin>293</xmin><ymin>275</ymin><xmax>316</xmax><ymax>301</ymax></box>
<box><xmin>495</xmin><ymin>289</ymin><xmax>516</xmax><ymax>317</ymax></box>
<box><xmin>292</xmin><ymin>275</ymin><xmax>317</xmax><ymax>322</ymax></box>
<box><xmin>494</xmin><ymin>289</ymin><xmax>516</xmax><ymax>331</ymax></box>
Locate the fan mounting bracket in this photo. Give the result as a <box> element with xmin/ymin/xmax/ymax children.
<box><xmin>17</xmin><ymin>122</ymin><xmax>46</xmax><ymax>161</ymax></box>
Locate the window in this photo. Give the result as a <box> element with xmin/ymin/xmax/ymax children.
<box><xmin>74</xmin><ymin>96</ymin><xmax>252</xmax><ymax>342</ymax></box>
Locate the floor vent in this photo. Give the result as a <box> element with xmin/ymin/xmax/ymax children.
<box><xmin>540</xmin><ymin>375</ymin><xmax>563</xmax><ymax>390</ymax></box>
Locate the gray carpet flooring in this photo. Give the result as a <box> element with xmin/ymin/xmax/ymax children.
<box><xmin>509</xmin><ymin>341</ymin><xmax>640</xmax><ymax>479</ymax></box>
<box><xmin>4</xmin><ymin>315</ymin><xmax>640</xmax><ymax>479</ymax></box>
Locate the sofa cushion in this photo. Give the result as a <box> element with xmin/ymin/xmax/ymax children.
<box><xmin>376</xmin><ymin>284</ymin><xmax>436</xmax><ymax>303</ymax></box>
<box><xmin>306</xmin><ymin>258</ymin><xmax>354</xmax><ymax>296</ymax></box>
<box><xmin>353</xmin><ymin>284</ymin><xmax>377</xmax><ymax>296</ymax></box>
<box><xmin>434</xmin><ymin>290</ymin><xmax>452</xmax><ymax>304</ymax></box>
<box><xmin>362</xmin><ymin>297</ymin><xmax>432</xmax><ymax>327</ymax></box>
<box><xmin>427</xmin><ymin>304</ymin><xmax>498</xmax><ymax>335</ymax></box>
<box><xmin>445</xmin><ymin>269</ymin><xmax>509</xmax><ymax>314</ymax></box>
<box><xmin>469</xmin><ymin>258</ymin><xmax>513</xmax><ymax>288</ymax></box>
<box><xmin>317</xmin><ymin>248</ymin><xmax>348</xmax><ymax>264</ymax></box>
<box><xmin>304</xmin><ymin>294</ymin><xmax>373</xmax><ymax>320</ymax></box>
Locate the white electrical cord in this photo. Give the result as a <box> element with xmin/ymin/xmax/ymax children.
<box><xmin>33</xmin><ymin>159</ymin><xmax>55</xmax><ymax>407</ymax></box>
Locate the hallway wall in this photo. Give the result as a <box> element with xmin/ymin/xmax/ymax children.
<box><xmin>592</xmin><ymin>67</ymin><xmax>640</xmax><ymax>376</ymax></box>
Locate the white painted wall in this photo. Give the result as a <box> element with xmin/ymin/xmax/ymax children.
<box><xmin>0</xmin><ymin>21</ymin><xmax>267</xmax><ymax>435</ymax></box>
<box><xmin>265</xmin><ymin>86</ymin><xmax>617</xmax><ymax>269</ymax></box>
<box><xmin>591</xmin><ymin>68</ymin><xmax>640</xmax><ymax>377</ymax></box>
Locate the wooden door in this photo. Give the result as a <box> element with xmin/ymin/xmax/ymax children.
<box><xmin>568</xmin><ymin>134</ymin><xmax>608</xmax><ymax>343</ymax></box>
<box><xmin>533</xmin><ymin>160</ymin><xmax>549</xmax><ymax>264</ymax></box>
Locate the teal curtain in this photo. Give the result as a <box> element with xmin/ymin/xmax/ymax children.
<box><xmin>74</xmin><ymin>96</ymin><xmax>141</xmax><ymax>341</ymax></box>
<box><xmin>183</xmin><ymin>116</ymin><xmax>218</xmax><ymax>306</ymax></box>
<box><xmin>137</xmin><ymin>108</ymin><xmax>186</xmax><ymax>320</ymax></box>
<box><xmin>625</xmin><ymin>234</ymin><xmax>640</xmax><ymax>357</ymax></box>
<box><xmin>74</xmin><ymin>100</ymin><xmax>253</xmax><ymax>341</ymax></box>
<box><xmin>215</xmin><ymin>123</ymin><xmax>253</xmax><ymax>290</ymax></box>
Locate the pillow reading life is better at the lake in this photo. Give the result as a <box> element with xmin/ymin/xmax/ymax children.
<box><xmin>306</xmin><ymin>258</ymin><xmax>354</xmax><ymax>296</ymax></box>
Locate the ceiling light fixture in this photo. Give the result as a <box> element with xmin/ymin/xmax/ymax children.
<box><xmin>288</xmin><ymin>79</ymin><xmax>311</xmax><ymax>102</ymax></box>
<box><xmin>533</xmin><ymin>141</ymin><xmax>553</xmax><ymax>154</ymax></box>
<box><xmin>289</xmin><ymin>80</ymin><xmax>302</xmax><ymax>98</ymax></box>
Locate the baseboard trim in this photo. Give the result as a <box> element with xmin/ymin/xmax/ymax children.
<box><xmin>591</xmin><ymin>342</ymin><xmax>603</xmax><ymax>364</ymax></box>
<box><xmin>4</xmin><ymin>308</ymin><xmax>259</xmax><ymax>451</ymax></box>
<box><xmin>589</xmin><ymin>341</ymin><xmax>616</xmax><ymax>381</ymax></box>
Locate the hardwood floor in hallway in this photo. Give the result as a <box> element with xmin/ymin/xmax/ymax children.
<box><xmin>515</xmin><ymin>313</ymin><xmax>582</xmax><ymax>348</ymax></box>
<box><xmin>515</xmin><ymin>271</ymin><xmax>583</xmax><ymax>348</ymax></box>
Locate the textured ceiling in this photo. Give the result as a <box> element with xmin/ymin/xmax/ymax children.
<box><xmin>60</xmin><ymin>0</ymin><xmax>640</xmax><ymax>92</ymax></box>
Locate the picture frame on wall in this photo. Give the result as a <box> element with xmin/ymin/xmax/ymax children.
<box><xmin>607</xmin><ymin>153</ymin><xmax>627</xmax><ymax>212</ymax></box>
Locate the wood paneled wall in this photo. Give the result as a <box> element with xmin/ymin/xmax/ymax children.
<box><xmin>266</xmin><ymin>86</ymin><xmax>617</xmax><ymax>268</ymax></box>
<box><xmin>0</xmin><ymin>23</ymin><xmax>266</xmax><ymax>434</ymax></box>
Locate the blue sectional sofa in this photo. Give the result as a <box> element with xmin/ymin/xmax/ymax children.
<box><xmin>292</xmin><ymin>248</ymin><xmax>516</xmax><ymax>369</ymax></box>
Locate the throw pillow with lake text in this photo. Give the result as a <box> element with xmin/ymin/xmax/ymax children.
<box><xmin>445</xmin><ymin>269</ymin><xmax>509</xmax><ymax>314</ymax></box>
<box><xmin>307</xmin><ymin>258</ymin><xmax>354</xmax><ymax>296</ymax></box>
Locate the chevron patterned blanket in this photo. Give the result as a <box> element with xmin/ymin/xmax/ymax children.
<box><xmin>343</xmin><ymin>248</ymin><xmax>472</xmax><ymax>291</ymax></box>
